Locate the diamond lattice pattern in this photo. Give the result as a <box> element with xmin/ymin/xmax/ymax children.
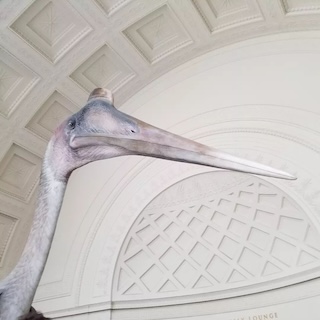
<box><xmin>114</xmin><ymin>175</ymin><xmax>320</xmax><ymax>299</ymax></box>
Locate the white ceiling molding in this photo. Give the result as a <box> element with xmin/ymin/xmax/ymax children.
<box><xmin>94</xmin><ymin>0</ymin><xmax>132</xmax><ymax>17</ymax></box>
<box><xmin>123</xmin><ymin>4</ymin><xmax>193</xmax><ymax>64</ymax></box>
<box><xmin>192</xmin><ymin>0</ymin><xmax>263</xmax><ymax>33</ymax></box>
<box><xmin>10</xmin><ymin>0</ymin><xmax>93</xmax><ymax>63</ymax></box>
<box><xmin>281</xmin><ymin>0</ymin><xmax>320</xmax><ymax>14</ymax></box>
<box><xmin>70</xmin><ymin>44</ymin><xmax>136</xmax><ymax>93</ymax></box>
<box><xmin>0</xmin><ymin>47</ymin><xmax>39</xmax><ymax>118</ymax></box>
<box><xmin>26</xmin><ymin>90</ymin><xmax>80</xmax><ymax>141</ymax></box>
<box><xmin>0</xmin><ymin>212</ymin><xmax>17</xmax><ymax>268</ymax></box>
<box><xmin>0</xmin><ymin>143</ymin><xmax>41</xmax><ymax>202</ymax></box>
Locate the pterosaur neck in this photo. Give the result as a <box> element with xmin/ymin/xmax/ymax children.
<box><xmin>0</xmin><ymin>162</ymin><xmax>67</xmax><ymax>319</ymax></box>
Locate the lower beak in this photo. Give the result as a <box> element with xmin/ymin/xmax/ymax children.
<box><xmin>73</xmin><ymin>119</ymin><xmax>296</xmax><ymax>180</ymax></box>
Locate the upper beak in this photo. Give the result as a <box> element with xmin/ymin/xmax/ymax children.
<box><xmin>72</xmin><ymin>111</ymin><xmax>296</xmax><ymax>180</ymax></box>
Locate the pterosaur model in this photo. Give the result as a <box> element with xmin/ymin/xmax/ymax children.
<box><xmin>0</xmin><ymin>88</ymin><xmax>295</xmax><ymax>319</ymax></box>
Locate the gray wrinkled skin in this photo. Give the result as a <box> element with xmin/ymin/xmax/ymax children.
<box><xmin>0</xmin><ymin>155</ymin><xmax>66</xmax><ymax>320</ymax></box>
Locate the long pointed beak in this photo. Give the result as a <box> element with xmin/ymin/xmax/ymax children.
<box><xmin>72</xmin><ymin>115</ymin><xmax>295</xmax><ymax>180</ymax></box>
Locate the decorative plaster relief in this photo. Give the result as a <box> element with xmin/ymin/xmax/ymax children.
<box><xmin>94</xmin><ymin>0</ymin><xmax>132</xmax><ymax>16</ymax></box>
<box><xmin>0</xmin><ymin>144</ymin><xmax>42</xmax><ymax>202</ymax></box>
<box><xmin>0</xmin><ymin>212</ymin><xmax>17</xmax><ymax>267</ymax></box>
<box><xmin>27</xmin><ymin>91</ymin><xmax>80</xmax><ymax>141</ymax></box>
<box><xmin>123</xmin><ymin>5</ymin><xmax>193</xmax><ymax>64</ymax></box>
<box><xmin>192</xmin><ymin>0</ymin><xmax>263</xmax><ymax>33</ymax></box>
<box><xmin>281</xmin><ymin>0</ymin><xmax>320</xmax><ymax>14</ymax></box>
<box><xmin>70</xmin><ymin>45</ymin><xmax>135</xmax><ymax>93</ymax></box>
<box><xmin>113</xmin><ymin>172</ymin><xmax>320</xmax><ymax>300</ymax></box>
<box><xmin>10</xmin><ymin>0</ymin><xmax>92</xmax><ymax>63</ymax></box>
<box><xmin>0</xmin><ymin>48</ymin><xmax>39</xmax><ymax>118</ymax></box>
<box><xmin>0</xmin><ymin>61</ymin><xmax>21</xmax><ymax>102</ymax></box>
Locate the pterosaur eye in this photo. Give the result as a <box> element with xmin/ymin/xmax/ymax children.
<box><xmin>68</xmin><ymin>119</ymin><xmax>76</xmax><ymax>130</ymax></box>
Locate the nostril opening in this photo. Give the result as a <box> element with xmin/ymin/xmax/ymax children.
<box><xmin>131</xmin><ymin>129</ymin><xmax>136</xmax><ymax>133</ymax></box>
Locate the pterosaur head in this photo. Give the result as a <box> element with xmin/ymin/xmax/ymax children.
<box><xmin>48</xmin><ymin>88</ymin><xmax>296</xmax><ymax>181</ymax></box>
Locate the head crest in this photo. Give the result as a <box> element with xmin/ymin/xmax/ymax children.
<box><xmin>88</xmin><ymin>88</ymin><xmax>114</xmax><ymax>104</ymax></box>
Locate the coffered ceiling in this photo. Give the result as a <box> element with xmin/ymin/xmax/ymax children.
<box><xmin>1</xmin><ymin>0</ymin><xmax>320</xmax><ymax>314</ymax></box>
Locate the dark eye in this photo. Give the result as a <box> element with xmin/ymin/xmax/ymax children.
<box><xmin>68</xmin><ymin>119</ymin><xmax>76</xmax><ymax>130</ymax></box>
<box><xmin>129</xmin><ymin>125</ymin><xmax>137</xmax><ymax>134</ymax></box>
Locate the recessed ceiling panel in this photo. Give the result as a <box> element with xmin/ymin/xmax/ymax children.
<box><xmin>123</xmin><ymin>5</ymin><xmax>193</xmax><ymax>64</ymax></box>
<box><xmin>0</xmin><ymin>212</ymin><xmax>18</xmax><ymax>267</ymax></box>
<box><xmin>94</xmin><ymin>0</ymin><xmax>132</xmax><ymax>16</ymax></box>
<box><xmin>70</xmin><ymin>44</ymin><xmax>136</xmax><ymax>93</ymax></box>
<box><xmin>0</xmin><ymin>144</ymin><xmax>42</xmax><ymax>202</ymax></box>
<box><xmin>0</xmin><ymin>48</ymin><xmax>39</xmax><ymax>118</ymax></box>
<box><xmin>281</xmin><ymin>0</ymin><xmax>320</xmax><ymax>14</ymax></box>
<box><xmin>192</xmin><ymin>0</ymin><xmax>263</xmax><ymax>33</ymax></box>
<box><xmin>26</xmin><ymin>91</ymin><xmax>80</xmax><ymax>141</ymax></box>
<box><xmin>10</xmin><ymin>0</ymin><xmax>92</xmax><ymax>63</ymax></box>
